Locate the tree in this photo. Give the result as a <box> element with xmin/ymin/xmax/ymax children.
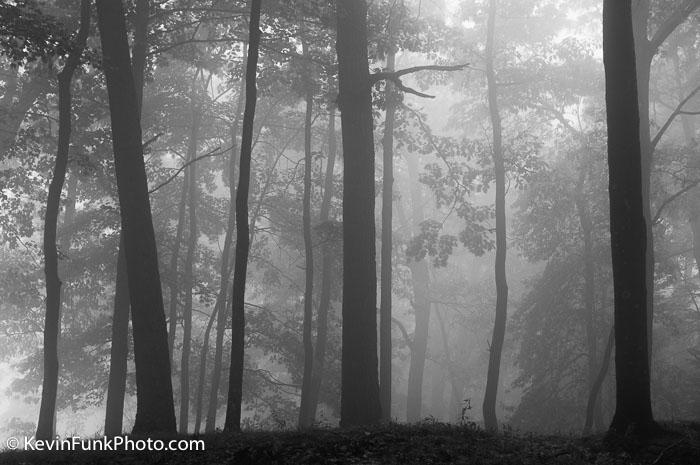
<box><xmin>603</xmin><ymin>0</ymin><xmax>656</xmax><ymax>437</ymax></box>
<box><xmin>482</xmin><ymin>0</ymin><xmax>508</xmax><ymax>432</ymax></box>
<box><xmin>224</xmin><ymin>0</ymin><xmax>262</xmax><ymax>433</ymax></box>
<box><xmin>336</xmin><ymin>0</ymin><xmax>382</xmax><ymax>426</ymax></box>
<box><xmin>36</xmin><ymin>0</ymin><xmax>90</xmax><ymax>441</ymax></box>
<box><xmin>96</xmin><ymin>0</ymin><xmax>176</xmax><ymax>435</ymax></box>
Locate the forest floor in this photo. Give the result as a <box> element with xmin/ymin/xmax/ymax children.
<box><xmin>1</xmin><ymin>421</ymin><xmax>699</xmax><ymax>464</ymax></box>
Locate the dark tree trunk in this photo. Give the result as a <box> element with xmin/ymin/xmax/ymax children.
<box><xmin>105</xmin><ymin>237</ymin><xmax>130</xmax><ymax>436</ymax></box>
<box><xmin>308</xmin><ymin>102</ymin><xmax>337</xmax><ymax>421</ymax></box>
<box><xmin>205</xmin><ymin>74</ymin><xmax>244</xmax><ymax>433</ymax></box>
<box><xmin>603</xmin><ymin>0</ymin><xmax>656</xmax><ymax>437</ymax></box>
<box><xmin>96</xmin><ymin>0</ymin><xmax>176</xmax><ymax>435</ymax></box>
<box><xmin>298</xmin><ymin>54</ymin><xmax>315</xmax><ymax>428</ymax></box>
<box><xmin>36</xmin><ymin>0</ymin><xmax>89</xmax><ymax>440</ymax></box>
<box><xmin>179</xmin><ymin>99</ymin><xmax>200</xmax><ymax>434</ymax></box>
<box><xmin>584</xmin><ymin>325</ymin><xmax>614</xmax><ymax>435</ymax></box>
<box><xmin>104</xmin><ymin>0</ymin><xmax>148</xmax><ymax>436</ymax></box>
<box><xmin>482</xmin><ymin>0</ymin><xmax>508</xmax><ymax>432</ymax></box>
<box><xmin>405</xmin><ymin>155</ymin><xmax>430</xmax><ymax>423</ymax></box>
<box><xmin>336</xmin><ymin>0</ymin><xmax>382</xmax><ymax>427</ymax></box>
<box><xmin>224</xmin><ymin>0</ymin><xmax>262</xmax><ymax>432</ymax></box>
<box><xmin>380</xmin><ymin>49</ymin><xmax>397</xmax><ymax>422</ymax></box>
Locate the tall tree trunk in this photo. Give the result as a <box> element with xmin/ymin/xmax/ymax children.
<box><xmin>435</xmin><ymin>308</ymin><xmax>462</xmax><ymax>423</ymax></box>
<box><xmin>96</xmin><ymin>0</ymin><xmax>176</xmax><ymax>435</ymax></box>
<box><xmin>308</xmin><ymin>101</ymin><xmax>337</xmax><ymax>421</ymax></box>
<box><xmin>36</xmin><ymin>0</ymin><xmax>89</xmax><ymax>440</ymax></box>
<box><xmin>105</xmin><ymin>237</ymin><xmax>130</xmax><ymax>436</ymax></box>
<box><xmin>380</xmin><ymin>48</ymin><xmax>397</xmax><ymax>422</ymax></box>
<box><xmin>179</xmin><ymin>98</ymin><xmax>200</xmax><ymax>434</ymax></box>
<box><xmin>104</xmin><ymin>0</ymin><xmax>148</xmax><ymax>435</ymax></box>
<box><xmin>205</xmin><ymin>72</ymin><xmax>244</xmax><ymax>432</ymax></box>
<box><xmin>194</xmin><ymin>303</ymin><xmax>217</xmax><ymax>434</ymax></box>
<box><xmin>336</xmin><ymin>0</ymin><xmax>382</xmax><ymax>427</ymax></box>
<box><xmin>603</xmin><ymin>0</ymin><xmax>656</xmax><ymax>437</ymax></box>
<box><xmin>482</xmin><ymin>0</ymin><xmax>508</xmax><ymax>432</ymax></box>
<box><xmin>583</xmin><ymin>325</ymin><xmax>614</xmax><ymax>435</ymax></box>
<box><xmin>298</xmin><ymin>50</ymin><xmax>315</xmax><ymax>428</ymax></box>
<box><xmin>405</xmin><ymin>155</ymin><xmax>431</xmax><ymax>423</ymax></box>
<box><xmin>224</xmin><ymin>0</ymin><xmax>262</xmax><ymax>432</ymax></box>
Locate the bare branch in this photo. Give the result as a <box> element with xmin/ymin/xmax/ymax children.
<box><xmin>651</xmin><ymin>82</ymin><xmax>700</xmax><ymax>150</ymax></box>
<box><xmin>148</xmin><ymin>145</ymin><xmax>227</xmax><ymax>194</ymax></box>
<box><xmin>649</xmin><ymin>0</ymin><xmax>700</xmax><ymax>53</ymax></box>
<box><xmin>370</xmin><ymin>63</ymin><xmax>468</xmax><ymax>99</ymax></box>
<box><xmin>652</xmin><ymin>179</ymin><xmax>700</xmax><ymax>224</ymax></box>
<box><xmin>391</xmin><ymin>317</ymin><xmax>412</xmax><ymax>349</ymax></box>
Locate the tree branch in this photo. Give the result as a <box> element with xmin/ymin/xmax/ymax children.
<box><xmin>649</xmin><ymin>0</ymin><xmax>700</xmax><ymax>53</ymax></box>
<box><xmin>652</xmin><ymin>179</ymin><xmax>700</xmax><ymax>224</ymax></box>
<box><xmin>148</xmin><ymin>145</ymin><xmax>227</xmax><ymax>194</ymax></box>
<box><xmin>370</xmin><ymin>63</ymin><xmax>468</xmax><ymax>99</ymax></box>
<box><xmin>651</xmin><ymin>82</ymin><xmax>700</xmax><ymax>150</ymax></box>
<box><xmin>392</xmin><ymin>317</ymin><xmax>413</xmax><ymax>349</ymax></box>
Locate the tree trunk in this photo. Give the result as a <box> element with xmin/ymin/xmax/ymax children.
<box><xmin>336</xmin><ymin>0</ymin><xmax>382</xmax><ymax>427</ymax></box>
<box><xmin>205</xmin><ymin>71</ymin><xmax>244</xmax><ymax>433</ymax></box>
<box><xmin>224</xmin><ymin>0</ymin><xmax>262</xmax><ymax>432</ymax></box>
<box><xmin>36</xmin><ymin>0</ymin><xmax>89</xmax><ymax>440</ymax></box>
<box><xmin>603</xmin><ymin>0</ymin><xmax>656</xmax><ymax>437</ymax></box>
<box><xmin>405</xmin><ymin>155</ymin><xmax>430</xmax><ymax>423</ymax></box>
<box><xmin>482</xmin><ymin>0</ymin><xmax>508</xmax><ymax>432</ymax></box>
<box><xmin>307</xmin><ymin>101</ymin><xmax>337</xmax><ymax>421</ymax></box>
<box><xmin>435</xmin><ymin>307</ymin><xmax>462</xmax><ymax>423</ymax></box>
<box><xmin>574</xmin><ymin>169</ymin><xmax>601</xmax><ymax>428</ymax></box>
<box><xmin>583</xmin><ymin>325</ymin><xmax>614</xmax><ymax>435</ymax></box>
<box><xmin>179</xmin><ymin>96</ymin><xmax>200</xmax><ymax>434</ymax></box>
<box><xmin>380</xmin><ymin>48</ymin><xmax>397</xmax><ymax>422</ymax></box>
<box><xmin>194</xmin><ymin>302</ymin><xmax>217</xmax><ymax>434</ymax></box>
<box><xmin>96</xmin><ymin>0</ymin><xmax>176</xmax><ymax>435</ymax></box>
<box><xmin>104</xmin><ymin>236</ymin><xmax>130</xmax><ymax>436</ymax></box>
<box><xmin>104</xmin><ymin>0</ymin><xmax>148</xmax><ymax>436</ymax></box>
<box><xmin>298</xmin><ymin>51</ymin><xmax>315</xmax><ymax>429</ymax></box>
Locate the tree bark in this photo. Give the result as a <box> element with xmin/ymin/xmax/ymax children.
<box><xmin>167</xmin><ymin>169</ymin><xmax>189</xmax><ymax>365</ymax></box>
<box><xmin>36</xmin><ymin>0</ymin><xmax>89</xmax><ymax>440</ymax></box>
<box><xmin>482</xmin><ymin>0</ymin><xmax>508</xmax><ymax>432</ymax></box>
<box><xmin>298</xmin><ymin>47</ymin><xmax>315</xmax><ymax>428</ymax></box>
<box><xmin>380</xmin><ymin>48</ymin><xmax>397</xmax><ymax>423</ymax></box>
<box><xmin>194</xmin><ymin>302</ymin><xmax>217</xmax><ymax>434</ymax></box>
<box><xmin>307</xmin><ymin>101</ymin><xmax>337</xmax><ymax>421</ymax></box>
<box><xmin>104</xmin><ymin>0</ymin><xmax>148</xmax><ymax>436</ymax></box>
<box><xmin>603</xmin><ymin>0</ymin><xmax>656</xmax><ymax>437</ymax></box>
<box><xmin>224</xmin><ymin>0</ymin><xmax>262</xmax><ymax>432</ymax></box>
<box><xmin>336</xmin><ymin>0</ymin><xmax>382</xmax><ymax>427</ymax></box>
<box><xmin>96</xmin><ymin>0</ymin><xmax>176</xmax><ymax>435</ymax></box>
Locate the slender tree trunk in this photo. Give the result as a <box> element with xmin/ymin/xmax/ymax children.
<box><xmin>224</xmin><ymin>0</ymin><xmax>262</xmax><ymax>432</ymax></box>
<box><xmin>105</xmin><ymin>236</ymin><xmax>130</xmax><ymax>436</ymax></box>
<box><xmin>482</xmin><ymin>0</ymin><xmax>508</xmax><ymax>432</ymax></box>
<box><xmin>167</xmin><ymin>172</ymin><xmax>189</xmax><ymax>364</ymax></box>
<box><xmin>336</xmin><ymin>0</ymin><xmax>382</xmax><ymax>427</ymax></box>
<box><xmin>298</xmin><ymin>51</ymin><xmax>315</xmax><ymax>428</ymax></box>
<box><xmin>96</xmin><ymin>0</ymin><xmax>176</xmax><ymax>435</ymax></box>
<box><xmin>435</xmin><ymin>308</ymin><xmax>462</xmax><ymax>423</ymax></box>
<box><xmin>205</xmin><ymin>72</ymin><xmax>244</xmax><ymax>432</ymax></box>
<box><xmin>603</xmin><ymin>0</ymin><xmax>656</xmax><ymax>437</ymax></box>
<box><xmin>36</xmin><ymin>0</ymin><xmax>89</xmax><ymax>440</ymax></box>
<box><xmin>405</xmin><ymin>155</ymin><xmax>430</xmax><ymax>423</ymax></box>
<box><xmin>380</xmin><ymin>49</ymin><xmax>397</xmax><ymax>422</ymax></box>
<box><xmin>179</xmin><ymin>99</ymin><xmax>200</xmax><ymax>434</ymax></box>
<box><xmin>104</xmin><ymin>0</ymin><xmax>148</xmax><ymax>435</ymax></box>
<box><xmin>574</xmin><ymin>169</ymin><xmax>601</xmax><ymax>427</ymax></box>
<box><xmin>194</xmin><ymin>302</ymin><xmax>217</xmax><ymax>434</ymax></box>
<box><xmin>584</xmin><ymin>325</ymin><xmax>614</xmax><ymax>435</ymax></box>
<box><xmin>308</xmin><ymin>102</ymin><xmax>337</xmax><ymax>420</ymax></box>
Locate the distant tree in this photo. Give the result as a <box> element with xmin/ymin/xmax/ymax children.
<box><xmin>603</xmin><ymin>0</ymin><xmax>656</xmax><ymax>437</ymax></box>
<box><xmin>95</xmin><ymin>0</ymin><xmax>176</xmax><ymax>435</ymax></box>
<box><xmin>36</xmin><ymin>0</ymin><xmax>90</xmax><ymax>441</ymax></box>
<box><xmin>224</xmin><ymin>0</ymin><xmax>262</xmax><ymax>433</ymax></box>
<box><xmin>336</xmin><ymin>0</ymin><xmax>382</xmax><ymax>426</ymax></box>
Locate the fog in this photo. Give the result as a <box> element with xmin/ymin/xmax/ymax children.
<box><xmin>0</xmin><ymin>0</ymin><xmax>698</xmax><ymax>441</ymax></box>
